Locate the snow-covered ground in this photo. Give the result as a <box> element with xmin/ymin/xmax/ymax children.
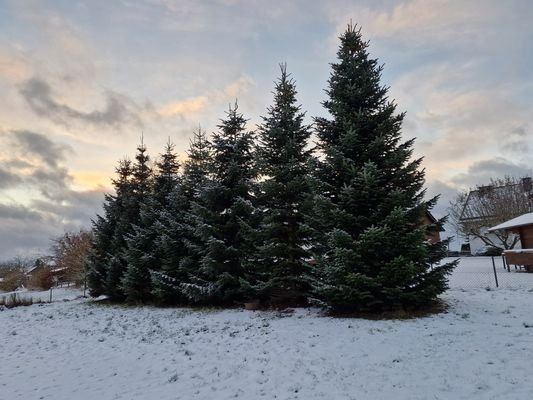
<box><xmin>0</xmin><ymin>286</ymin><xmax>85</xmax><ymax>304</ymax></box>
<box><xmin>1</xmin><ymin>258</ymin><xmax>533</xmax><ymax>400</ymax></box>
<box><xmin>449</xmin><ymin>256</ymin><xmax>533</xmax><ymax>289</ymax></box>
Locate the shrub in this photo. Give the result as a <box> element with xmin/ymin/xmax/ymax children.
<box><xmin>0</xmin><ymin>270</ymin><xmax>26</xmax><ymax>292</ymax></box>
<box><xmin>28</xmin><ymin>268</ymin><xmax>53</xmax><ymax>290</ymax></box>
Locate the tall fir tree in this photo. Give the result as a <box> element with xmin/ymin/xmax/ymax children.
<box><xmin>191</xmin><ymin>103</ymin><xmax>258</xmax><ymax>304</ymax></box>
<box><xmin>255</xmin><ymin>64</ymin><xmax>314</xmax><ymax>304</ymax></box>
<box><xmin>87</xmin><ymin>158</ymin><xmax>133</xmax><ymax>299</ymax></box>
<box><xmin>122</xmin><ymin>141</ymin><xmax>178</xmax><ymax>303</ymax></box>
<box><xmin>151</xmin><ymin>128</ymin><xmax>212</xmax><ymax>304</ymax></box>
<box><xmin>105</xmin><ymin>140</ymin><xmax>152</xmax><ymax>301</ymax></box>
<box><xmin>312</xmin><ymin>23</ymin><xmax>455</xmax><ymax>313</ymax></box>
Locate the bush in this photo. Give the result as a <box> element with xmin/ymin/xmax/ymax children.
<box><xmin>483</xmin><ymin>247</ymin><xmax>503</xmax><ymax>257</ymax></box>
<box><xmin>28</xmin><ymin>268</ymin><xmax>53</xmax><ymax>290</ymax></box>
<box><xmin>0</xmin><ymin>270</ymin><xmax>26</xmax><ymax>292</ymax></box>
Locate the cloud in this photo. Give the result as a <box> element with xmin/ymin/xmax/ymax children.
<box><xmin>325</xmin><ymin>0</ymin><xmax>508</xmax><ymax>51</ymax></box>
<box><xmin>500</xmin><ymin>125</ymin><xmax>530</xmax><ymax>155</ymax></box>
<box><xmin>223</xmin><ymin>75</ymin><xmax>255</xmax><ymax>98</ymax></box>
<box><xmin>32</xmin><ymin>188</ymin><xmax>105</xmax><ymax>226</ymax></box>
<box><xmin>0</xmin><ymin>203</ymin><xmax>45</xmax><ymax>222</ymax></box>
<box><xmin>11</xmin><ymin>129</ymin><xmax>73</xmax><ymax>168</ymax></box>
<box><xmin>0</xmin><ymin>168</ymin><xmax>22</xmax><ymax>189</ymax></box>
<box><xmin>19</xmin><ymin>77</ymin><xmax>141</xmax><ymax>128</ymax></box>
<box><xmin>425</xmin><ymin>179</ymin><xmax>460</xmax><ymax>218</ymax></box>
<box><xmin>155</xmin><ymin>75</ymin><xmax>255</xmax><ymax>121</ymax></box>
<box><xmin>451</xmin><ymin>158</ymin><xmax>533</xmax><ymax>188</ymax></box>
<box><xmin>382</xmin><ymin>58</ymin><xmax>533</xmax><ymax>186</ymax></box>
<box><xmin>363</xmin><ymin>0</ymin><xmax>485</xmax><ymax>41</ymax></box>
<box><xmin>145</xmin><ymin>0</ymin><xmax>310</xmax><ymax>33</ymax></box>
<box><xmin>1</xmin><ymin>130</ymin><xmax>74</xmax><ymax>200</ymax></box>
<box><xmin>158</xmin><ymin>96</ymin><xmax>209</xmax><ymax>117</ymax></box>
<box><xmin>0</xmin><ymin>49</ymin><xmax>32</xmax><ymax>82</ymax></box>
<box><xmin>0</xmin><ymin>217</ymin><xmax>57</xmax><ymax>259</ymax></box>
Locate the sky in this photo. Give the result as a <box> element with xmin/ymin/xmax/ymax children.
<box><xmin>1</xmin><ymin>0</ymin><xmax>532</xmax><ymax>259</ymax></box>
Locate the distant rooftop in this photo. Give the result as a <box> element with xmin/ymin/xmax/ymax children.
<box><xmin>460</xmin><ymin>178</ymin><xmax>532</xmax><ymax>222</ymax></box>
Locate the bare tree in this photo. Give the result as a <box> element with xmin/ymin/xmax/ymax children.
<box><xmin>0</xmin><ymin>256</ymin><xmax>37</xmax><ymax>291</ymax></box>
<box><xmin>449</xmin><ymin>176</ymin><xmax>532</xmax><ymax>250</ymax></box>
<box><xmin>52</xmin><ymin>230</ymin><xmax>93</xmax><ymax>285</ymax></box>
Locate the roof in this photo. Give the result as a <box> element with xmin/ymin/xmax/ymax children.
<box><xmin>460</xmin><ymin>179</ymin><xmax>532</xmax><ymax>222</ymax></box>
<box><xmin>488</xmin><ymin>212</ymin><xmax>533</xmax><ymax>232</ymax></box>
<box><xmin>425</xmin><ymin>210</ymin><xmax>445</xmax><ymax>231</ymax></box>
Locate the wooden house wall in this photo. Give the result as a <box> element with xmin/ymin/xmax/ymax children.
<box><xmin>518</xmin><ymin>226</ymin><xmax>533</xmax><ymax>248</ymax></box>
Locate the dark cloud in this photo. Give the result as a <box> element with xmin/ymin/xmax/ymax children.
<box><xmin>0</xmin><ymin>203</ymin><xmax>44</xmax><ymax>222</ymax></box>
<box><xmin>11</xmin><ymin>129</ymin><xmax>72</xmax><ymax>168</ymax></box>
<box><xmin>3</xmin><ymin>159</ymin><xmax>34</xmax><ymax>169</ymax></box>
<box><xmin>30</xmin><ymin>167</ymin><xmax>73</xmax><ymax>201</ymax></box>
<box><xmin>0</xmin><ymin>167</ymin><xmax>22</xmax><ymax>189</ymax></box>
<box><xmin>19</xmin><ymin>77</ymin><xmax>140</xmax><ymax>127</ymax></box>
<box><xmin>500</xmin><ymin>125</ymin><xmax>530</xmax><ymax>155</ymax></box>
<box><xmin>4</xmin><ymin>130</ymin><xmax>74</xmax><ymax>199</ymax></box>
<box><xmin>0</xmin><ymin>204</ymin><xmax>52</xmax><ymax>259</ymax></box>
<box><xmin>451</xmin><ymin>157</ymin><xmax>532</xmax><ymax>188</ymax></box>
<box><xmin>0</xmin><ymin>217</ymin><xmax>58</xmax><ymax>259</ymax></box>
<box><xmin>32</xmin><ymin>188</ymin><xmax>104</xmax><ymax>226</ymax></box>
<box><xmin>501</xmin><ymin>140</ymin><xmax>530</xmax><ymax>154</ymax></box>
<box><xmin>0</xmin><ymin>189</ymin><xmax>105</xmax><ymax>260</ymax></box>
<box><xmin>426</xmin><ymin>179</ymin><xmax>460</xmax><ymax>218</ymax></box>
<box><xmin>510</xmin><ymin>126</ymin><xmax>527</xmax><ymax>137</ymax></box>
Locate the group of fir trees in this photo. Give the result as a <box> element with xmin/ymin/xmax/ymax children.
<box><xmin>88</xmin><ymin>24</ymin><xmax>455</xmax><ymax>313</ymax></box>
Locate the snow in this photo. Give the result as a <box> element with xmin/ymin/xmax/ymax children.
<box><xmin>2</xmin><ymin>259</ymin><xmax>533</xmax><ymax>399</ymax></box>
<box><xmin>448</xmin><ymin>256</ymin><xmax>533</xmax><ymax>290</ymax></box>
<box><xmin>488</xmin><ymin>212</ymin><xmax>533</xmax><ymax>232</ymax></box>
<box><xmin>0</xmin><ymin>287</ymin><xmax>85</xmax><ymax>303</ymax></box>
<box><xmin>505</xmin><ymin>249</ymin><xmax>533</xmax><ymax>254</ymax></box>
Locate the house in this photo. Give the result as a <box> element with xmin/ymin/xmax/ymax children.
<box><xmin>459</xmin><ymin>178</ymin><xmax>532</xmax><ymax>254</ymax></box>
<box><xmin>489</xmin><ymin>212</ymin><xmax>533</xmax><ymax>272</ymax></box>
<box><xmin>26</xmin><ymin>258</ymin><xmax>66</xmax><ymax>289</ymax></box>
<box><xmin>423</xmin><ymin>211</ymin><xmax>443</xmax><ymax>244</ymax></box>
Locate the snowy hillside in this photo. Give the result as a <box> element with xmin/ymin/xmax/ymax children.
<box><xmin>1</xmin><ymin>258</ymin><xmax>533</xmax><ymax>399</ymax></box>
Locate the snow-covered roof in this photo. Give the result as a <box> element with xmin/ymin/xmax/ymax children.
<box><xmin>460</xmin><ymin>180</ymin><xmax>532</xmax><ymax>222</ymax></box>
<box><xmin>488</xmin><ymin>212</ymin><xmax>533</xmax><ymax>232</ymax></box>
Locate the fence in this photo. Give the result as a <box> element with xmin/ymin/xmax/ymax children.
<box><xmin>447</xmin><ymin>256</ymin><xmax>533</xmax><ymax>290</ymax></box>
<box><xmin>0</xmin><ymin>285</ymin><xmax>85</xmax><ymax>308</ymax></box>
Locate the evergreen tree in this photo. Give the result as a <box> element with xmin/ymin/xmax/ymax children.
<box><xmin>105</xmin><ymin>141</ymin><xmax>152</xmax><ymax>301</ymax></box>
<box><xmin>87</xmin><ymin>159</ymin><xmax>134</xmax><ymax>299</ymax></box>
<box><xmin>151</xmin><ymin>129</ymin><xmax>212</xmax><ymax>304</ymax></box>
<box><xmin>192</xmin><ymin>103</ymin><xmax>258</xmax><ymax>304</ymax></box>
<box><xmin>312</xmin><ymin>23</ymin><xmax>455</xmax><ymax>313</ymax></box>
<box><xmin>87</xmin><ymin>195</ymin><xmax>119</xmax><ymax>297</ymax></box>
<box><xmin>255</xmin><ymin>64</ymin><xmax>314</xmax><ymax>305</ymax></box>
<box><xmin>122</xmin><ymin>142</ymin><xmax>178</xmax><ymax>303</ymax></box>
<box><xmin>181</xmin><ymin>127</ymin><xmax>212</xmax><ymax>198</ymax></box>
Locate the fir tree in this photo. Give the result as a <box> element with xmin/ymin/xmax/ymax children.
<box><xmin>105</xmin><ymin>141</ymin><xmax>152</xmax><ymax>301</ymax></box>
<box><xmin>87</xmin><ymin>195</ymin><xmax>120</xmax><ymax>297</ymax></box>
<box><xmin>312</xmin><ymin>23</ymin><xmax>455</xmax><ymax>313</ymax></box>
<box><xmin>151</xmin><ymin>129</ymin><xmax>212</xmax><ymax>304</ymax></box>
<box><xmin>192</xmin><ymin>103</ymin><xmax>258</xmax><ymax>304</ymax></box>
<box><xmin>122</xmin><ymin>142</ymin><xmax>178</xmax><ymax>303</ymax></box>
<box><xmin>255</xmin><ymin>64</ymin><xmax>314</xmax><ymax>304</ymax></box>
<box><xmin>87</xmin><ymin>158</ymin><xmax>134</xmax><ymax>300</ymax></box>
<box><xmin>181</xmin><ymin>127</ymin><xmax>212</xmax><ymax>199</ymax></box>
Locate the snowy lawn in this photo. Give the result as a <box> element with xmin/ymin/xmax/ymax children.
<box><xmin>0</xmin><ymin>287</ymin><xmax>85</xmax><ymax>304</ymax></box>
<box><xmin>1</xmin><ymin>259</ymin><xmax>533</xmax><ymax>400</ymax></box>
